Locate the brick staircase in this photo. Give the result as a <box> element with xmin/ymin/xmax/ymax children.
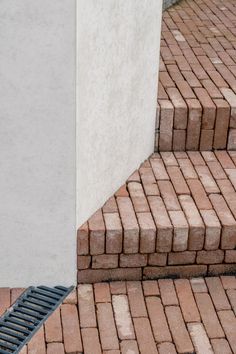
<box><xmin>78</xmin><ymin>151</ymin><xmax>236</xmax><ymax>283</ymax></box>
<box><xmin>156</xmin><ymin>0</ymin><xmax>236</xmax><ymax>151</ymax></box>
<box><xmin>77</xmin><ymin>0</ymin><xmax>236</xmax><ymax>283</ymax></box>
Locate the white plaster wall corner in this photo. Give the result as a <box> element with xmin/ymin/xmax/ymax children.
<box><xmin>76</xmin><ymin>0</ymin><xmax>163</xmax><ymax>226</ymax></box>
<box><xmin>0</xmin><ymin>0</ymin><xmax>77</xmax><ymax>286</ymax></box>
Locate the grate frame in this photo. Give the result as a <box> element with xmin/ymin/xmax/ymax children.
<box><xmin>0</xmin><ymin>285</ymin><xmax>74</xmax><ymax>353</ymax></box>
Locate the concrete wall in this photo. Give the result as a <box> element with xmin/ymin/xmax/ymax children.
<box><xmin>77</xmin><ymin>0</ymin><xmax>163</xmax><ymax>226</ymax></box>
<box><xmin>0</xmin><ymin>1</ymin><xmax>76</xmax><ymax>286</ymax></box>
<box><xmin>0</xmin><ymin>0</ymin><xmax>162</xmax><ymax>286</ymax></box>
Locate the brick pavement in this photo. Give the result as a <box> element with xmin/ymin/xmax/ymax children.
<box><xmin>1</xmin><ymin>276</ymin><xmax>235</xmax><ymax>353</ymax></box>
<box><xmin>78</xmin><ymin>151</ymin><xmax>236</xmax><ymax>283</ymax></box>
<box><xmin>157</xmin><ymin>0</ymin><xmax>236</xmax><ymax>151</ymax></box>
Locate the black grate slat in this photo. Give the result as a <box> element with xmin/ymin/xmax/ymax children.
<box><xmin>0</xmin><ymin>286</ymin><xmax>73</xmax><ymax>353</ymax></box>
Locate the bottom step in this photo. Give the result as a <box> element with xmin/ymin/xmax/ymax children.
<box><xmin>78</xmin><ymin>151</ymin><xmax>236</xmax><ymax>283</ymax></box>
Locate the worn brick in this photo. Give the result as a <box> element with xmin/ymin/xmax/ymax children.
<box><xmin>142</xmin><ymin>280</ymin><xmax>159</xmax><ymax>296</ymax></box>
<box><xmin>117</xmin><ymin>197</ymin><xmax>139</xmax><ymax>254</ymax></box>
<box><xmin>89</xmin><ymin>210</ymin><xmax>105</xmax><ymax>255</ymax></box>
<box><xmin>221</xmin><ymin>276</ymin><xmax>236</xmax><ymax>290</ymax></box>
<box><xmin>148</xmin><ymin>253</ymin><xmax>167</xmax><ymax>266</ymax></box>
<box><xmin>168</xmin><ymin>251</ymin><xmax>196</xmax><ymax>265</ymax></box>
<box><xmin>158</xmin><ymin>342</ymin><xmax>177</xmax><ymax>354</ymax></box>
<box><xmin>197</xmin><ymin>250</ymin><xmax>224</xmax><ymax>264</ymax></box>
<box><xmin>186</xmin><ymin>99</ymin><xmax>202</xmax><ymax>150</ymax></box>
<box><xmin>103</xmin><ymin>197</ymin><xmax>118</xmax><ymax>213</ymax></box>
<box><xmin>81</xmin><ymin>328</ymin><xmax>102</xmax><ymax>354</ymax></box>
<box><xmin>120</xmin><ymin>340</ymin><xmax>139</xmax><ymax>354</ymax></box>
<box><xmin>175</xmin><ymin>279</ymin><xmax>200</xmax><ymax>322</ymax></box>
<box><xmin>165</xmin><ymin>306</ymin><xmax>194</xmax><ymax>353</ymax></box>
<box><xmin>195</xmin><ymin>165</ymin><xmax>220</xmax><ymax>194</ymax></box>
<box><xmin>213</xmin><ymin>99</ymin><xmax>230</xmax><ymax>149</ymax></box>
<box><xmin>112</xmin><ymin>295</ymin><xmax>135</xmax><ymax>340</ymax></box>
<box><xmin>92</xmin><ymin>255</ymin><xmax>118</xmax><ymax>269</ymax></box>
<box><xmin>97</xmin><ymin>303</ymin><xmax>119</xmax><ymax>350</ymax></box>
<box><xmin>61</xmin><ymin>304</ymin><xmax>83</xmax><ymax>354</ymax></box>
<box><xmin>167</xmin><ymin>166</ymin><xmax>190</xmax><ymax>194</ymax></box>
<box><xmin>194</xmin><ymin>88</ymin><xmax>216</xmax><ymax>129</ymax></box>
<box><xmin>77</xmin><ymin>284</ymin><xmax>96</xmax><ymax>328</ymax></box>
<box><xmin>195</xmin><ymin>293</ymin><xmax>224</xmax><ymax>338</ymax></box>
<box><xmin>146</xmin><ymin>297</ymin><xmax>172</xmax><ymax>343</ymax></box>
<box><xmin>211</xmin><ymin>338</ymin><xmax>233</xmax><ymax>354</ymax></box>
<box><xmin>120</xmin><ymin>254</ymin><xmax>147</xmax><ymax>268</ymax></box>
<box><xmin>45</xmin><ymin>308</ymin><xmax>62</xmax><ymax>343</ymax></box>
<box><xmin>94</xmin><ymin>283</ymin><xmax>111</xmax><ymax>303</ymax></box>
<box><xmin>134</xmin><ymin>318</ymin><xmax>159</xmax><ymax>354</ymax></box>
<box><xmin>166</xmin><ymin>87</ymin><xmax>188</xmax><ymax>129</ymax></box>
<box><xmin>159</xmin><ymin>100</ymin><xmax>174</xmax><ymax>151</ymax></box>
<box><xmin>169</xmin><ymin>210</ymin><xmax>189</xmax><ymax>251</ymax></box>
<box><xmin>77</xmin><ymin>255</ymin><xmax>91</xmax><ymax>270</ymax></box>
<box><xmin>178</xmin><ymin>158</ymin><xmax>198</xmax><ymax>179</ymax></box>
<box><xmin>127</xmin><ymin>281</ymin><xmax>147</xmax><ymax>318</ymax></box>
<box><xmin>218</xmin><ymin>310</ymin><xmax>236</xmax><ymax>353</ymax></box>
<box><xmin>104</xmin><ymin>213</ymin><xmax>122</xmax><ymax>254</ymax></box>
<box><xmin>128</xmin><ymin>182</ymin><xmax>150</xmax><ymax>213</ymax></box>
<box><xmin>179</xmin><ymin>195</ymin><xmax>205</xmax><ymax>250</ymax></box>
<box><xmin>158</xmin><ymin>180</ymin><xmax>181</xmax><ymax>211</ymax></box>
<box><xmin>173</xmin><ymin>129</ymin><xmax>186</xmax><ymax>151</ymax></box>
<box><xmin>47</xmin><ymin>343</ymin><xmax>65</xmax><ymax>354</ymax></box>
<box><xmin>159</xmin><ymin>279</ymin><xmax>178</xmax><ymax>305</ymax></box>
<box><xmin>187</xmin><ymin>179</ymin><xmax>212</xmax><ymax>210</ymax></box>
<box><xmin>77</xmin><ymin>222</ymin><xmax>89</xmax><ymax>256</ymax></box>
<box><xmin>190</xmin><ymin>277</ymin><xmax>208</xmax><ymax>293</ymax></box>
<box><xmin>225</xmin><ymin>250</ymin><xmax>236</xmax><ymax>263</ymax></box>
<box><xmin>110</xmin><ymin>281</ymin><xmax>126</xmax><ymax>295</ymax></box>
<box><xmin>209</xmin><ymin>194</ymin><xmax>236</xmax><ymax>249</ymax></box>
<box><xmin>148</xmin><ymin>196</ymin><xmax>173</xmax><ymax>252</ymax></box>
<box><xmin>28</xmin><ymin>327</ymin><xmax>46</xmax><ymax>354</ymax></box>
<box><xmin>188</xmin><ymin>323</ymin><xmax>214</xmax><ymax>354</ymax></box>
<box><xmin>144</xmin><ymin>265</ymin><xmax>207</xmax><ymax>279</ymax></box>
<box><xmin>137</xmin><ymin>212</ymin><xmax>156</xmax><ymax>253</ymax></box>
<box><xmin>78</xmin><ymin>268</ymin><xmax>142</xmax><ymax>283</ymax></box>
<box><xmin>206</xmin><ymin>277</ymin><xmax>231</xmax><ymax>311</ymax></box>
<box><xmin>150</xmin><ymin>156</ymin><xmax>170</xmax><ymax>180</ymax></box>
<box><xmin>0</xmin><ymin>288</ymin><xmax>10</xmax><ymax>316</ymax></box>
<box><xmin>200</xmin><ymin>210</ymin><xmax>221</xmax><ymax>250</ymax></box>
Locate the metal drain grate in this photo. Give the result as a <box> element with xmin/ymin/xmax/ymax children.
<box><xmin>0</xmin><ymin>285</ymin><xmax>73</xmax><ymax>353</ymax></box>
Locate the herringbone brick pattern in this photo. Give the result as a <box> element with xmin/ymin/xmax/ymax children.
<box><xmin>157</xmin><ymin>0</ymin><xmax>236</xmax><ymax>151</ymax></box>
<box><xmin>2</xmin><ymin>276</ymin><xmax>235</xmax><ymax>353</ymax></box>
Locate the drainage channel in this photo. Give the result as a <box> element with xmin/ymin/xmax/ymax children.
<box><xmin>0</xmin><ymin>285</ymin><xmax>73</xmax><ymax>353</ymax></box>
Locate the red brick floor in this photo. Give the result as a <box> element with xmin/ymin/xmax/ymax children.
<box><xmin>78</xmin><ymin>151</ymin><xmax>236</xmax><ymax>283</ymax></box>
<box><xmin>157</xmin><ymin>0</ymin><xmax>236</xmax><ymax>151</ymax></box>
<box><xmin>2</xmin><ymin>276</ymin><xmax>235</xmax><ymax>353</ymax></box>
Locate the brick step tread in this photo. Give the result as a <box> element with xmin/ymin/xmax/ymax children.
<box><xmin>4</xmin><ymin>276</ymin><xmax>236</xmax><ymax>354</ymax></box>
<box><xmin>156</xmin><ymin>0</ymin><xmax>236</xmax><ymax>151</ymax></box>
<box><xmin>78</xmin><ymin>151</ymin><xmax>236</xmax><ymax>259</ymax></box>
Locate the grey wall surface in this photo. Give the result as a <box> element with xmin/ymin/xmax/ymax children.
<box><xmin>0</xmin><ymin>0</ymin><xmax>76</xmax><ymax>286</ymax></box>
<box><xmin>76</xmin><ymin>0</ymin><xmax>163</xmax><ymax>227</ymax></box>
<box><xmin>163</xmin><ymin>0</ymin><xmax>180</xmax><ymax>11</ymax></box>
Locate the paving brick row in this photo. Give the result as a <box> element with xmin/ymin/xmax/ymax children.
<box><xmin>156</xmin><ymin>0</ymin><xmax>236</xmax><ymax>151</ymax></box>
<box><xmin>78</xmin><ymin>151</ymin><xmax>236</xmax><ymax>281</ymax></box>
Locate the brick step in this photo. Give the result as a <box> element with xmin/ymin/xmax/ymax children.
<box><xmin>156</xmin><ymin>0</ymin><xmax>236</xmax><ymax>151</ymax></box>
<box><xmin>77</xmin><ymin>151</ymin><xmax>236</xmax><ymax>283</ymax></box>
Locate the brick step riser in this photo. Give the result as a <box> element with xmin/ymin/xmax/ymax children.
<box><xmin>77</xmin><ymin>151</ymin><xmax>236</xmax><ymax>283</ymax></box>
<box><xmin>157</xmin><ymin>1</ymin><xmax>236</xmax><ymax>151</ymax></box>
<box><xmin>155</xmin><ymin>100</ymin><xmax>236</xmax><ymax>152</ymax></box>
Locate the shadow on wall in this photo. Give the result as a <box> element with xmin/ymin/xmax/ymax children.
<box><xmin>163</xmin><ymin>0</ymin><xmax>180</xmax><ymax>11</ymax></box>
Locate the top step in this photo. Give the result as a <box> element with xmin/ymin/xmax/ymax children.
<box><xmin>156</xmin><ymin>0</ymin><xmax>236</xmax><ymax>151</ymax></box>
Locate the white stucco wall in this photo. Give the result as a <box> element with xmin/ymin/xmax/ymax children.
<box><xmin>0</xmin><ymin>1</ymin><xmax>76</xmax><ymax>286</ymax></box>
<box><xmin>77</xmin><ymin>0</ymin><xmax>162</xmax><ymax>226</ymax></box>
